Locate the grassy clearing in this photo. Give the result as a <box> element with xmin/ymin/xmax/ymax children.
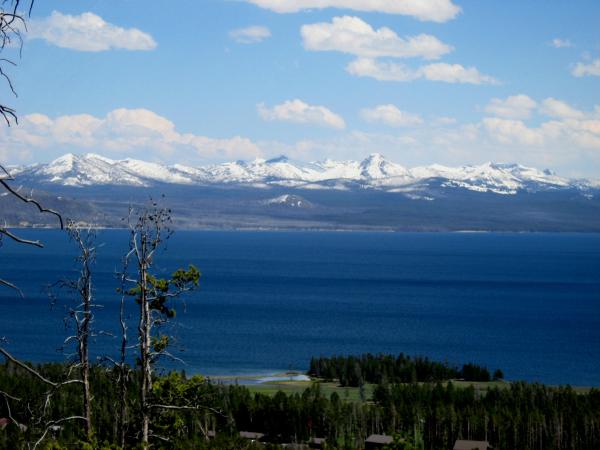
<box><xmin>247</xmin><ymin>380</ymin><xmax>376</xmax><ymax>401</ymax></box>
<box><xmin>245</xmin><ymin>379</ymin><xmax>509</xmax><ymax>399</ymax></box>
<box><xmin>212</xmin><ymin>375</ymin><xmax>594</xmax><ymax>400</ymax></box>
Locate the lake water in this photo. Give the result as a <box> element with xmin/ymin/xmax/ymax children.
<box><xmin>1</xmin><ymin>230</ymin><xmax>599</xmax><ymax>386</ymax></box>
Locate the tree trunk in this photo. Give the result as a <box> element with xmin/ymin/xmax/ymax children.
<box><xmin>139</xmin><ymin>238</ymin><xmax>152</xmax><ymax>448</ymax></box>
<box><xmin>118</xmin><ymin>294</ymin><xmax>129</xmax><ymax>448</ymax></box>
<box><xmin>77</xmin><ymin>242</ymin><xmax>93</xmax><ymax>441</ymax></box>
<box><xmin>81</xmin><ymin>287</ymin><xmax>91</xmax><ymax>440</ymax></box>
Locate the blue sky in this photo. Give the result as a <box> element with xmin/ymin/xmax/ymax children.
<box><xmin>1</xmin><ymin>0</ymin><xmax>599</xmax><ymax>177</ymax></box>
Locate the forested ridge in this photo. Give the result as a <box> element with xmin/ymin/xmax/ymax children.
<box><xmin>1</xmin><ymin>360</ymin><xmax>599</xmax><ymax>449</ymax></box>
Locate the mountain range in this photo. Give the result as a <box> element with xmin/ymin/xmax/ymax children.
<box><xmin>12</xmin><ymin>152</ymin><xmax>599</xmax><ymax>195</ymax></box>
<box><xmin>4</xmin><ymin>153</ymin><xmax>600</xmax><ymax>231</ymax></box>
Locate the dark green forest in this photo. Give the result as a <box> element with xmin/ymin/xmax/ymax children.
<box><xmin>1</xmin><ymin>359</ymin><xmax>599</xmax><ymax>449</ymax></box>
<box><xmin>308</xmin><ymin>354</ymin><xmax>501</xmax><ymax>386</ymax></box>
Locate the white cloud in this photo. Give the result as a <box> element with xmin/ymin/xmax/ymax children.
<box><xmin>27</xmin><ymin>11</ymin><xmax>156</xmax><ymax>51</ymax></box>
<box><xmin>551</xmin><ymin>38</ymin><xmax>572</xmax><ymax>48</ymax></box>
<box><xmin>229</xmin><ymin>26</ymin><xmax>271</xmax><ymax>44</ymax></box>
<box><xmin>361</xmin><ymin>104</ymin><xmax>423</xmax><ymax>127</ymax></box>
<box><xmin>572</xmin><ymin>59</ymin><xmax>600</xmax><ymax>77</ymax></box>
<box><xmin>347</xmin><ymin>58</ymin><xmax>498</xmax><ymax>84</ymax></box>
<box><xmin>482</xmin><ymin>118</ymin><xmax>544</xmax><ymax>146</ymax></box>
<box><xmin>540</xmin><ymin>98</ymin><xmax>584</xmax><ymax>119</ymax></box>
<box><xmin>301</xmin><ymin>16</ymin><xmax>451</xmax><ymax>60</ymax></box>
<box><xmin>481</xmin><ymin>98</ymin><xmax>600</xmax><ymax>154</ymax></box>
<box><xmin>419</xmin><ymin>63</ymin><xmax>499</xmax><ymax>84</ymax></box>
<box><xmin>244</xmin><ymin>0</ymin><xmax>461</xmax><ymax>22</ymax></box>
<box><xmin>347</xmin><ymin>57</ymin><xmax>417</xmax><ymax>81</ymax></box>
<box><xmin>300</xmin><ymin>16</ymin><xmax>497</xmax><ymax>86</ymax></box>
<box><xmin>485</xmin><ymin>95</ymin><xmax>537</xmax><ymax>119</ymax></box>
<box><xmin>0</xmin><ymin>109</ymin><xmax>262</xmax><ymax>163</ymax></box>
<box><xmin>258</xmin><ymin>99</ymin><xmax>346</xmax><ymax>129</ymax></box>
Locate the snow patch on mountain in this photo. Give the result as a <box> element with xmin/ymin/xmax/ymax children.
<box><xmin>263</xmin><ymin>194</ymin><xmax>313</xmax><ymax>208</ymax></box>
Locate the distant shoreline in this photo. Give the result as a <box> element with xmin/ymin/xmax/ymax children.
<box><xmin>203</xmin><ymin>371</ymin><xmax>597</xmax><ymax>391</ymax></box>
<box><xmin>5</xmin><ymin>225</ymin><xmax>600</xmax><ymax>234</ymax></box>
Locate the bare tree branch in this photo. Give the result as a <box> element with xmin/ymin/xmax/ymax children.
<box><xmin>0</xmin><ymin>162</ymin><xmax>14</xmax><ymax>180</ymax></box>
<box><xmin>0</xmin><ymin>276</ymin><xmax>23</xmax><ymax>296</ymax></box>
<box><xmin>33</xmin><ymin>416</ymin><xmax>88</xmax><ymax>450</ymax></box>
<box><xmin>0</xmin><ymin>179</ymin><xmax>64</xmax><ymax>229</ymax></box>
<box><xmin>149</xmin><ymin>403</ymin><xmax>226</xmax><ymax>418</ymax></box>
<box><xmin>0</xmin><ymin>347</ymin><xmax>83</xmax><ymax>387</ymax></box>
<box><xmin>0</xmin><ymin>0</ymin><xmax>36</xmax><ymax>124</ymax></box>
<box><xmin>0</xmin><ymin>224</ymin><xmax>44</xmax><ymax>247</ymax></box>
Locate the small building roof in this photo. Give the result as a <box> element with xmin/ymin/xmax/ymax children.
<box><xmin>308</xmin><ymin>436</ymin><xmax>327</xmax><ymax>448</ymax></box>
<box><xmin>240</xmin><ymin>431</ymin><xmax>265</xmax><ymax>440</ymax></box>
<box><xmin>366</xmin><ymin>434</ymin><xmax>394</xmax><ymax>444</ymax></box>
<box><xmin>454</xmin><ymin>439</ymin><xmax>490</xmax><ymax>450</ymax></box>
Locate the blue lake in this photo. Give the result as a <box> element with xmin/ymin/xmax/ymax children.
<box><xmin>1</xmin><ymin>230</ymin><xmax>599</xmax><ymax>386</ymax></box>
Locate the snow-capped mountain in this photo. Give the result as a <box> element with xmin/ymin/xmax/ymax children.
<box><xmin>6</xmin><ymin>153</ymin><xmax>600</xmax><ymax>232</ymax></box>
<box><xmin>12</xmin><ymin>152</ymin><xmax>596</xmax><ymax>196</ymax></box>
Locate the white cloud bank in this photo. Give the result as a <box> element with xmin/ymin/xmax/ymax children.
<box><xmin>483</xmin><ymin>96</ymin><xmax>600</xmax><ymax>151</ymax></box>
<box><xmin>244</xmin><ymin>0</ymin><xmax>461</xmax><ymax>22</ymax></box>
<box><xmin>485</xmin><ymin>95</ymin><xmax>537</xmax><ymax>120</ymax></box>
<box><xmin>361</xmin><ymin>104</ymin><xmax>423</xmax><ymax>127</ymax></box>
<box><xmin>347</xmin><ymin>58</ymin><xmax>498</xmax><ymax>84</ymax></box>
<box><xmin>258</xmin><ymin>99</ymin><xmax>346</xmax><ymax>129</ymax></box>
<box><xmin>539</xmin><ymin>98</ymin><xmax>584</xmax><ymax>119</ymax></box>
<box><xmin>0</xmin><ymin>108</ymin><xmax>262</xmax><ymax>163</ymax></box>
<box><xmin>229</xmin><ymin>26</ymin><xmax>271</xmax><ymax>44</ymax></box>
<box><xmin>3</xmin><ymin>98</ymin><xmax>600</xmax><ymax>178</ymax></box>
<box><xmin>288</xmin><ymin>95</ymin><xmax>600</xmax><ymax>176</ymax></box>
<box><xmin>572</xmin><ymin>58</ymin><xmax>600</xmax><ymax>77</ymax></box>
<box><xmin>27</xmin><ymin>11</ymin><xmax>157</xmax><ymax>51</ymax></box>
<box><xmin>301</xmin><ymin>16</ymin><xmax>451</xmax><ymax>60</ymax></box>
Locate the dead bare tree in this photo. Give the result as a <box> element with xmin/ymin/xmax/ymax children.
<box><xmin>52</xmin><ymin>221</ymin><xmax>99</xmax><ymax>442</ymax></box>
<box><xmin>111</xmin><ymin>240</ymin><xmax>135</xmax><ymax>448</ymax></box>
<box><xmin>123</xmin><ymin>202</ymin><xmax>200</xmax><ymax>448</ymax></box>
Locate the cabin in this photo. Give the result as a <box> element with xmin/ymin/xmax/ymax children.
<box><xmin>365</xmin><ymin>434</ymin><xmax>393</xmax><ymax>449</ymax></box>
<box><xmin>453</xmin><ymin>439</ymin><xmax>490</xmax><ymax>450</ymax></box>
<box><xmin>239</xmin><ymin>430</ymin><xmax>265</xmax><ymax>442</ymax></box>
<box><xmin>0</xmin><ymin>418</ymin><xmax>27</xmax><ymax>433</ymax></box>
<box><xmin>308</xmin><ymin>436</ymin><xmax>327</xmax><ymax>448</ymax></box>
